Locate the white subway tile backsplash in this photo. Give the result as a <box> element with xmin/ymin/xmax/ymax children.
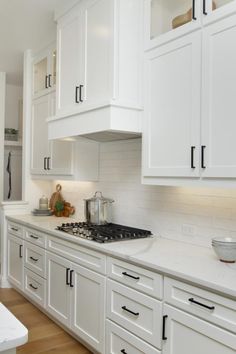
<box><xmin>54</xmin><ymin>138</ymin><xmax>236</xmax><ymax>248</ymax></box>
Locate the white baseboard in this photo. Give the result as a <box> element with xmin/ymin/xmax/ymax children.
<box><xmin>0</xmin><ymin>277</ymin><xmax>12</xmax><ymax>288</ymax></box>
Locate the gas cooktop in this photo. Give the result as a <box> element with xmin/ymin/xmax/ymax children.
<box><xmin>56</xmin><ymin>222</ymin><xmax>152</xmax><ymax>243</ymax></box>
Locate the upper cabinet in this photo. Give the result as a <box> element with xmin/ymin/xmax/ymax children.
<box><xmin>48</xmin><ymin>0</ymin><xmax>144</xmax><ymax>141</ymax></box>
<box><xmin>33</xmin><ymin>44</ymin><xmax>57</xmax><ymax>98</ymax></box>
<box><xmin>143</xmin><ymin>1</ymin><xmax>236</xmax><ymax>186</ymax></box>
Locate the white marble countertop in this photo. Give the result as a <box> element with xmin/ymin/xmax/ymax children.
<box><xmin>7</xmin><ymin>214</ymin><xmax>236</xmax><ymax>299</ymax></box>
<box><xmin>0</xmin><ymin>303</ymin><xmax>28</xmax><ymax>352</ymax></box>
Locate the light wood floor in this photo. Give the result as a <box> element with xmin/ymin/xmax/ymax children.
<box><xmin>0</xmin><ymin>288</ymin><xmax>92</xmax><ymax>354</ymax></box>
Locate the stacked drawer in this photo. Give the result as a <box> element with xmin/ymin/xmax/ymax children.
<box><xmin>106</xmin><ymin>257</ymin><xmax>163</xmax><ymax>353</ymax></box>
<box><xmin>24</xmin><ymin>228</ymin><xmax>47</xmax><ymax>307</ymax></box>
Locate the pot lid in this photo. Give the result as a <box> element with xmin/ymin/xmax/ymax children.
<box><xmin>84</xmin><ymin>191</ymin><xmax>114</xmax><ymax>203</ymax></box>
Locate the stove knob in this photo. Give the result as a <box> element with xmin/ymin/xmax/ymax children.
<box><xmin>62</xmin><ymin>223</ymin><xmax>66</xmax><ymax>227</ymax></box>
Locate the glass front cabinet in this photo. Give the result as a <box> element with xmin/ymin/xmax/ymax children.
<box><xmin>145</xmin><ymin>0</ymin><xmax>236</xmax><ymax>50</ymax></box>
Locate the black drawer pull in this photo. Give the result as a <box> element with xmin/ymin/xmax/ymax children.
<box><xmin>162</xmin><ymin>315</ymin><xmax>168</xmax><ymax>340</ymax></box>
<box><xmin>122</xmin><ymin>306</ymin><xmax>139</xmax><ymax>317</ymax></box>
<box><xmin>191</xmin><ymin>146</ymin><xmax>196</xmax><ymax>169</ymax></box>
<box><xmin>121</xmin><ymin>350</ymin><xmax>127</xmax><ymax>354</ymax></box>
<box><xmin>75</xmin><ymin>86</ymin><xmax>80</xmax><ymax>103</ymax></box>
<box><xmin>48</xmin><ymin>74</ymin><xmax>52</xmax><ymax>87</ymax></box>
<box><xmin>188</xmin><ymin>298</ymin><xmax>215</xmax><ymax>310</ymax></box>
<box><xmin>44</xmin><ymin>157</ymin><xmax>47</xmax><ymax>170</ymax></box>
<box><xmin>11</xmin><ymin>227</ymin><xmax>19</xmax><ymax>232</ymax></box>
<box><xmin>192</xmin><ymin>0</ymin><xmax>197</xmax><ymax>20</ymax></box>
<box><xmin>79</xmin><ymin>84</ymin><xmax>84</xmax><ymax>102</ymax></box>
<box><xmin>122</xmin><ymin>272</ymin><xmax>140</xmax><ymax>280</ymax></box>
<box><xmin>45</xmin><ymin>75</ymin><xmax>48</xmax><ymax>89</ymax></box>
<box><xmin>30</xmin><ymin>235</ymin><xmax>39</xmax><ymax>240</ymax></box>
<box><xmin>29</xmin><ymin>283</ymin><xmax>38</xmax><ymax>290</ymax></box>
<box><xmin>47</xmin><ymin>157</ymin><xmax>51</xmax><ymax>170</ymax></box>
<box><xmin>29</xmin><ymin>256</ymin><xmax>38</xmax><ymax>262</ymax></box>
<box><xmin>201</xmin><ymin>145</ymin><xmax>206</xmax><ymax>169</ymax></box>
<box><xmin>19</xmin><ymin>245</ymin><xmax>23</xmax><ymax>258</ymax></box>
<box><xmin>66</xmin><ymin>268</ymin><xmax>70</xmax><ymax>285</ymax></box>
<box><xmin>70</xmin><ymin>270</ymin><xmax>74</xmax><ymax>287</ymax></box>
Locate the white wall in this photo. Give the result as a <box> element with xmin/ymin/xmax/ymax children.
<box><xmin>5</xmin><ymin>84</ymin><xmax>23</xmax><ymax>131</ymax></box>
<box><xmin>52</xmin><ymin>138</ymin><xmax>236</xmax><ymax>248</ymax></box>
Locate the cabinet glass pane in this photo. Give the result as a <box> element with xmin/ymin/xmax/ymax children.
<box><xmin>150</xmin><ymin>0</ymin><xmax>193</xmax><ymax>40</ymax></box>
<box><xmin>212</xmin><ymin>0</ymin><xmax>234</xmax><ymax>11</ymax></box>
<box><xmin>33</xmin><ymin>57</ymin><xmax>47</xmax><ymax>94</ymax></box>
<box><xmin>52</xmin><ymin>50</ymin><xmax>56</xmax><ymax>86</ymax></box>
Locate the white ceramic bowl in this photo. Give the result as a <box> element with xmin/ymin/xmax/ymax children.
<box><xmin>212</xmin><ymin>243</ymin><xmax>236</xmax><ymax>263</ymax></box>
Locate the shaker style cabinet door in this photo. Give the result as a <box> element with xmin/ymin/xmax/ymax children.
<box><xmin>56</xmin><ymin>4</ymin><xmax>85</xmax><ymax>116</ymax></box>
<box><xmin>8</xmin><ymin>234</ymin><xmax>24</xmax><ymax>289</ymax></box>
<box><xmin>46</xmin><ymin>252</ymin><xmax>71</xmax><ymax>327</ymax></box>
<box><xmin>201</xmin><ymin>14</ymin><xmax>236</xmax><ymax>178</ymax></box>
<box><xmin>203</xmin><ymin>0</ymin><xmax>236</xmax><ymax>26</ymax></box>
<box><xmin>70</xmin><ymin>263</ymin><xmax>106</xmax><ymax>353</ymax></box>
<box><xmin>162</xmin><ymin>305</ymin><xmax>236</xmax><ymax>354</ymax></box>
<box><xmin>143</xmin><ymin>31</ymin><xmax>201</xmax><ymax>178</ymax></box>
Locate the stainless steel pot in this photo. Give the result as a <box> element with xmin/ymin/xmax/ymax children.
<box><xmin>84</xmin><ymin>191</ymin><xmax>114</xmax><ymax>225</ymax></box>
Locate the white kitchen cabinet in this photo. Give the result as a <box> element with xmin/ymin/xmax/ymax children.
<box><xmin>46</xmin><ymin>252</ymin><xmax>71</xmax><ymax>327</ymax></box>
<box><xmin>33</xmin><ymin>44</ymin><xmax>56</xmax><ymax>98</ymax></box>
<box><xmin>71</xmin><ymin>263</ymin><xmax>105</xmax><ymax>353</ymax></box>
<box><xmin>46</xmin><ymin>251</ymin><xmax>106</xmax><ymax>353</ymax></box>
<box><xmin>203</xmin><ymin>0</ymin><xmax>236</xmax><ymax>26</ymax></box>
<box><xmin>31</xmin><ymin>92</ymin><xmax>73</xmax><ymax>176</ymax></box>
<box><xmin>7</xmin><ymin>234</ymin><xmax>24</xmax><ymax>289</ymax></box>
<box><xmin>162</xmin><ymin>304</ymin><xmax>236</xmax><ymax>354</ymax></box>
<box><xmin>143</xmin><ymin>31</ymin><xmax>201</xmax><ymax>178</ymax></box>
<box><xmin>144</xmin><ymin>0</ymin><xmax>201</xmax><ymax>50</ymax></box>
<box><xmin>48</xmin><ymin>0</ymin><xmax>143</xmax><ymax>141</ymax></box>
<box><xmin>201</xmin><ymin>14</ymin><xmax>236</xmax><ymax>178</ymax></box>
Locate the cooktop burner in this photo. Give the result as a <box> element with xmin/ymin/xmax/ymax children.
<box><xmin>56</xmin><ymin>222</ymin><xmax>152</xmax><ymax>243</ymax></box>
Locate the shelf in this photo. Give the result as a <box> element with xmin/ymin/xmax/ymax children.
<box><xmin>4</xmin><ymin>140</ymin><xmax>22</xmax><ymax>147</ymax></box>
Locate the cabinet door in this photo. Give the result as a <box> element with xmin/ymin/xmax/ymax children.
<box><xmin>33</xmin><ymin>53</ymin><xmax>48</xmax><ymax>98</ymax></box>
<box><xmin>31</xmin><ymin>95</ymin><xmax>50</xmax><ymax>174</ymax></box>
<box><xmin>7</xmin><ymin>234</ymin><xmax>23</xmax><ymax>289</ymax></box>
<box><xmin>143</xmin><ymin>31</ymin><xmax>201</xmax><ymax>178</ymax></box>
<box><xmin>201</xmin><ymin>14</ymin><xmax>236</xmax><ymax>178</ymax></box>
<box><xmin>57</xmin><ymin>5</ymin><xmax>85</xmax><ymax>116</ymax></box>
<box><xmin>162</xmin><ymin>305</ymin><xmax>236</xmax><ymax>354</ymax></box>
<box><xmin>46</xmin><ymin>252</ymin><xmax>71</xmax><ymax>327</ymax></box>
<box><xmin>203</xmin><ymin>0</ymin><xmax>236</xmax><ymax>26</ymax></box>
<box><xmin>48</xmin><ymin>93</ymin><xmax>74</xmax><ymax>175</ymax></box>
<box><xmin>71</xmin><ymin>263</ymin><xmax>105</xmax><ymax>353</ymax></box>
<box><xmin>144</xmin><ymin>0</ymin><xmax>201</xmax><ymax>50</ymax></box>
<box><xmin>81</xmin><ymin>0</ymin><xmax>111</xmax><ymax>107</ymax></box>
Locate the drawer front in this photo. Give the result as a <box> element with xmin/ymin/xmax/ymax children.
<box><xmin>24</xmin><ymin>268</ymin><xmax>46</xmax><ymax>307</ymax></box>
<box><xmin>107</xmin><ymin>257</ymin><xmax>163</xmax><ymax>299</ymax></box>
<box><xmin>47</xmin><ymin>236</ymin><xmax>106</xmax><ymax>274</ymax></box>
<box><xmin>25</xmin><ymin>228</ymin><xmax>46</xmax><ymax>248</ymax></box>
<box><xmin>164</xmin><ymin>277</ymin><xmax>236</xmax><ymax>333</ymax></box>
<box><xmin>8</xmin><ymin>221</ymin><xmax>23</xmax><ymax>238</ymax></box>
<box><xmin>106</xmin><ymin>320</ymin><xmax>161</xmax><ymax>354</ymax></box>
<box><xmin>107</xmin><ymin>280</ymin><xmax>162</xmax><ymax>348</ymax></box>
<box><xmin>24</xmin><ymin>241</ymin><xmax>46</xmax><ymax>278</ymax></box>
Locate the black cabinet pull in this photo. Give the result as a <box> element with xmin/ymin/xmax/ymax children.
<box><xmin>70</xmin><ymin>270</ymin><xmax>74</xmax><ymax>287</ymax></box>
<box><xmin>188</xmin><ymin>298</ymin><xmax>215</xmax><ymax>310</ymax></box>
<box><xmin>122</xmin><ymin>272</ymin><xmax>140</xmax><ymax>280</ymax></box>
<box><xmin>162</xmin><ymin>315</ymin><xmax>168</xmax><ymax>340</ymax></box>
<box><xmin>203</xmin><ymin>0</ymin><xmax>207</xmax><ymax>15</ymax></box>
<box><xmin>29</xmin><ymin>256</ymin><xmax>38</xmax><ymax>262</ymax></box>
<box><xmin>121</xmin><ymin>350</ymin><xmax>127</xmax><ymax>354</ymax></box>
<box><xmin>19</xmin><ymin>245</ymin><xmax>23</xmax><ymax>258</ymax></box>
<box><xmin>47</xmin><ymin>157</ymin><xmax>51</xmax><ymax>170</ymax></box>
<box><xmin>30</xmin><ymin>235</ymin><xmax>38</xmax><ymax>240</ymax></box>
<box><xmin>29</xmin><ymin>283</ymin><xmax>38</xmax><ymax>290</ymax></box>
<box><xmin>48</xmin><ymin>74</ymin><xmax>52</xmax><ymax>87</ymax></box>
<box><xmin>121</xmin><ymin>306</ymin><xmax>139</xmax><ymax>317</ymax></box>
<box><xmin>44</xmin><ymin>157</ymin><xmax>47</xmax><ymax>170</ymax></box>
<box><xmin>79</xmin><ymin>84</ymin><xmax>84</xmax><ymax>102</ymax></box>
<box><xmin>45</xmin><ymin>75</ymin><xmax>48</xmax><ymax>89</ymax></box>
<box><xmin>192</xmin><ymin>0</ymin><xmax>197</xmax><ymax>20</ymax></box>
<box><xmin>191</xmin><ymin>146</ymin><xmax>196</xmax><ymax>169</ymax></box>
<box><xmin>66</xmin><ymin>268</ymin><xmax>70</xmax><ymax>286</ymax></box>
<box><xmin>75</xmin><ymin>86</ymin><xmax>80</xmax><ymax>103</ymax></box>
<box><xmin>201</xmin><ymin>145</ymin><xmax>206</xmax><ymax>169</ymax></box>
<box><xmin>11</xmin><ymin>227</ymin><xmax>18</xmax><ymax>232</ymax></box>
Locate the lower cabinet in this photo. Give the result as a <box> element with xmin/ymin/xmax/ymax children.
<box><xmin>7</xmin><ymin>234</ymin><xmax>24</xmax><ymax>289</ymax></box>
<box><xmin>162</xmin><ymin>304</ymin><xmax>236</xmax><ymax>354</ymax></box>
<box><xmin>46</xmin><ymin>251</ymin><xmax>105</xmax><ymax>353</ymax></box>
